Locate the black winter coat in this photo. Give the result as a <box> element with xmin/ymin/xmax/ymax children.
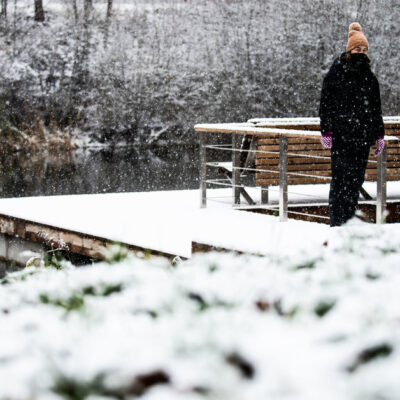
<box><xmin>319</xmin><ymin>52</ymin><xmax>384</xmax><ymax>147</ymax></box>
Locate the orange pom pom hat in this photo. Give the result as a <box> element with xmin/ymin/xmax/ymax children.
<box><xmin>346</xmin><ymin>22</ymin><xmax>369</xmax><ymax>52</ymax></box>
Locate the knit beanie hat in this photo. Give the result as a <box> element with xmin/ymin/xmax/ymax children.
<box><xmin>346</xmin><ymin>22</ymin><xmax>369</xmax><ymax>52</ymax></box>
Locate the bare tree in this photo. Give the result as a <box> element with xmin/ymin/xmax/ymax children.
<box><xmin>34</xmin><ymin>0</ymin><xmax>44</xmax><ymax>22</ymax></box>
<box><xmin>84</xmin><ymin>0</ymin><xmax>93</xmax><ymax>20</ymax></box>
<box><xmin>107</xmin><ymin>0</ymin><xmax>113</xmax><ymax>20</ymax></box>
<box><xmin>1</xmin><ymin>0</ymin><xmax>7</xmax><ymax>18</ymax></box>
<box><xmin>72</xmin><ymin>0</ymin><xmax>78</xmax><ymax>22</ymax></box>
<box><xmin>103</xmin><ymin>0</ymin><xmax>113</xmax><ymax>46</ymax></box>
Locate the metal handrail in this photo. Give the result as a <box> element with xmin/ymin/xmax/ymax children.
<box><xmin>199</xmin><ymin>129</ymin><xmax>389</xmax><ymax>224</ymax></box>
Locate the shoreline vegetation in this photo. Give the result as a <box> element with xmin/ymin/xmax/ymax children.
<box><xmin>0</xmin><ymin>118</ymin><xmax>78</xmax><ymax>151</ymax></box>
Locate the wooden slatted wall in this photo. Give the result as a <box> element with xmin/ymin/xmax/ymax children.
<box><xmin>255</xmin><ymin>124</ymin><xmax>400</xmax><ymax>187</ymax></box>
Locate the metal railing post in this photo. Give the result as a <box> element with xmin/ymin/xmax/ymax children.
<box><xmin>232</xmin><ymin>134</ymin><xmax>241</xmax><ymax>206</ymax></box>
<box><xmin>200</xmin><ymin>131</ymin><xmax>207</xmax><ymax>208</ymax></box>
<box><xmin>376</xmin><ymin>144</ymin><xmax>387</xmax><ymax>223</ymax></box>
<box><xmin>261</xmin><ymin>186</ymin><xmax>269</xmax><ymax>204</ymax></box>
<box><xmin>279</xmin><ymin>134</ymin><xmax>288</xmax><ymax>221</ymax></box>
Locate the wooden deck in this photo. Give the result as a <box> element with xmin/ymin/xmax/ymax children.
<box><xmin>0</xmin><ymin>190</ymin><xmax>336</xmax><ymax>263</ymax></box>
<box><xmin>0</xmin><ymin>213</ymin><xmax>177</xmax><ymax>264</ymax></box>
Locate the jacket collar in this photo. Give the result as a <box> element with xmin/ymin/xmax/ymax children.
<box><xmin>339</xmin><ymin>52</ymin><xmax>371</xmax><ymax>72</ymax></box>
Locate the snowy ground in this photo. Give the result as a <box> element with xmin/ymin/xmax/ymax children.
<box><xmin>0</xmin><ymin>186</ymin><xmax>332</xmax><ymax>258</ymax></box>
<box><xmin>1</xmin><ymin>221</ymin><xmax>400</xmax><ymax>399</ymax></box>
<box><xmin>1</xmin><ymin>186</ymin><xmax>400</xmax><ymax>399</ymax></box>
<box><xmin>0</xmin><ymin>182</ymin><xmax>399</xmax><ymax>258</ymax></box>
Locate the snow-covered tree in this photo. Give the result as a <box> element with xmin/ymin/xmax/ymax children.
<box><xmin>0</xmin><ymin>0</ymin><xmax>399</xmax><ymax>146</ymax></box>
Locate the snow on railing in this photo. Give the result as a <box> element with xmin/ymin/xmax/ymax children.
<box><xmin>195</xmin><ymin>123</ymin><xmax>321</xmax><ymax>137</ymax></box>
<box><xmin>247</xmin><ymin>116</ymin><xmax>400</xmax><ymax>125</ymax></box>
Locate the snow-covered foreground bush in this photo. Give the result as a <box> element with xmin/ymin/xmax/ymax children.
<box><xmin>1</xmin><ymin>222</ymin><xmax>400</xmax><ymax>400</ymax></box>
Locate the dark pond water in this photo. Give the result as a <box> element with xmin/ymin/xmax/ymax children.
<box><xmin>0</xmin><ymin>145</ymin><xmax>201</xmax><ymax>198</ymax></box>
<box><xmin>0</xmin><ymin>144</ymin><xmax>206</xmax><ymax>276</ymax></box>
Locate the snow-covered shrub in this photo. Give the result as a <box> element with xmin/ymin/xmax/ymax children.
<box><xmin>0</xmin><ymin>222</ymin><xmax>400</xmax><ymax>399</ymax></box>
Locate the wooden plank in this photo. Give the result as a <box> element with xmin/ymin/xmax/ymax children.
<box><xmin>258</xmin><ymin>144</ymin><xmax>327</xmax><ymax>151</ymax></box>
<box><xmin>257</xmin><ymin>175</ymin><xmax>400</xmax><ymax>185</ymax></box>
<box><xmin>248</xmin><ymin>117</ymin><xmax>400</xmax><ymax>125</ymax></box>
<box><xmin>0</xmin><ymin>218</ymin><xmax>15</xmax><ymax>235</ymax></box>
<box><xmin>15</xmin><ymin>220</ymin><xmax>26</xmax><ymax>240</ymax></box>
<box><xmin>256</xmin><ymin>149</ymin><xmax>400</xmax><ymax>161</ymax></box>
<box><xmin>256</xmin><ymin>153</ymin><xmax>331</xmax><ymax>160</ymax></box>
<box><xmin>256</xmin><ymin>157</ymin><xmax>400</xmax><ymax>169</ymax></box>
<box><xmin>253</xmin><ymin>125</ymin><xmax>400</xmax><ymax>135</ymax></box>
<box><xmin>257</xmin><ymin>163</ymin><xmax>332</xmax><ymax>172</ymax></box>
<box><xmin>258</xmin><ymin>165</ymin><xmax>400</xmax><ymax>176</ymax></box>
<box><xmin>384</xmin><ymin>125</ymin><xmax>400</xmax><ymax>130</ymax></box>
<box><xmin>257</xmin><ymin>159</ymin><xmax>400</xmax><ymax>168</ymax></box>
<box><xmin>257</xmin><ymin>150</ymin><xmax>331</xmax><ymax>158</ymax></box>
<box><xmin>194</xmin><ymin>124</ymin><xmax>321</xmax><ymax>137</ymax></box>
<box><xmin>366</xmin><ymin>167</ymin><xmax>400</xmax><ymax>175</ymax></box>
<box><xmin>254</xmin><ymin>125</ymin><xmax>400</xmax><ymax>134</ymax></box>
<box><xmin>260</xmin><ymin>144</ymin><xmax>400</xmax><ymax>153</ymax></box>
<box><xmin>256</xmin><ymin>124</ymin><xmax>320</xmax><ymax>130</ymax></box>
<box><xmin>256</xmin><ymin>166</ymin><xmax>400</xmax><ymax>184</ymax></box>
<box><xmin>0</xmin><ymin>215</ymin><xmax>179</xmax><ymax>261</ymax></box>
<box><xmin>248</xmin><ymin>117</ymin><xmax>320</xmax><ymax>124</ymax></box>
<box><xmin>250</xmin><ymin>119</ymin><xmax>400</xmax><ymax>128</ymax></box>
<box><xmin>258</xmin><ymin>137</ymin><xmax>321</xmax><ymax>145</ymax></box>
<box><xmin>59</xmin><ymin>231</ymin><xmax>85</xmax><ymax>254</ymax></box>
<box><xmin>256</xmin><ymin>177</ymin><xmax>331</xmax><ymax>185</ymax></box>
<box><xmin>256</xmin><ymin>158</ymin><xmax>330</xmax><ymax>166</ymax></box>
<box><xmin>257</xmin><ymin>170</ymin><xmax>331</xmax><ymax>178</ymax></box>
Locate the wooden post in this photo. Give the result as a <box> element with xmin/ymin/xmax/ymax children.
<box><xmin>279</xmin><ymin>135</ymin><xmax>288</xmax><ymax>221</ymax></box>
<box><xmin>376</xmin><ymin>144</ymin><xmax>387</xmax><ymax>224</ymax></box>
<box><xmin>200</xmin><ymin>131</ymin><xmax>207</xmax><ymax>208</ymax></box>
<box><xmin>232</xmin><ymin>134</ymin><xmax>241</xmax><ymax>206</ymax></box>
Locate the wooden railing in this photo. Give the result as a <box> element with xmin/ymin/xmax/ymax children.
<box><xmin>195</xmin><ymin>117</ymin><xmax>400</xmax><ymax>223</ymax></box>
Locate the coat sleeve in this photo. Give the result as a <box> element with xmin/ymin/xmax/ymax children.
<box><xmin>372</xmin><ymin>77</ymin><xmax>385</xmax><ymax>139</ymax></box>
<box><xmin>319</xmin><ymin>67</ymin><xmax>339</xmax><ymax>135</ymax></box>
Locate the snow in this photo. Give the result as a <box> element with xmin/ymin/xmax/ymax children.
<box><xmin>195</xmin><ymin>123</ymin><xmax>323</xmax><ymax>137</ymax></box>
<box><xmin>195</xmin><ymin>122</ymin><xmax>398</xmax><ymax>141</ymax></box>
<box><xmin>0</xmin><ymin>189</ymin><xmax>326</xmax><ymax>258</ymax></box>
<box><xmin>0</xmin><ymin>183</ymin><xmax>400</xmax><ymax>258</ymax></box>
<box><xmin>1</xmin><ymin>220</ymin><xmax>400</xmax><ymax>399</ymax></box>
<box><xmin>3</xmin><ymin>1</ymin><xmax>400</xmax><ymax>146</ymax></box>
<box><xmin>248</xmin><ymin>116</ymin><xmax>400</xmax><ymax>125</ymax></box>
<box><xmin>0</xmin><ymin>187</ymin><xmax>330</xmax><ymax>258</ymax></box>
<box><xmin>0</xmin><ymin>3</ymin><xmax>400</xmax><ymax>395</ymax></box>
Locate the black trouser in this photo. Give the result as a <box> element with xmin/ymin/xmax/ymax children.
<box><xmin>329</xmin><ymin>144</ymin><xmax>371</xmax><ymax>227</ymax></box>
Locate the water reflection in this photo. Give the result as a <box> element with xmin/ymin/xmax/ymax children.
<box><xmin>0</xmin><ymin>145</ymin><xmax>200</xmax><ymax>198</ymax></box>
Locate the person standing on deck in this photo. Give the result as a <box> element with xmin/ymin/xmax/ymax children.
<box><xmin>319</xmin><ymin>22</ymin><xmax>385</xmax><ymax>227</ymax></box>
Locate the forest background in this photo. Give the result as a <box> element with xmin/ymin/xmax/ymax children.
<box><xmin>0</xmin><ymin>0</ymin><xmax>399</xmax><ymax>148</ymax></box>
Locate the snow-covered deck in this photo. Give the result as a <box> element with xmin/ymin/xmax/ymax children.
<box><xmin>0</xmin><ymin>182</ymin><xmax>400</xmax><ymax>259</ymax></box>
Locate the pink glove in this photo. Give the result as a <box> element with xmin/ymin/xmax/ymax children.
<box><xmin>321</xmin><ymin>132</ymin><xmax>332</xmax><ymax>149</ymax></box>
<box><xmin>374</xmin><ymin>137</ymin><xmax>385</xmax><ymax>156</ymax></box>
